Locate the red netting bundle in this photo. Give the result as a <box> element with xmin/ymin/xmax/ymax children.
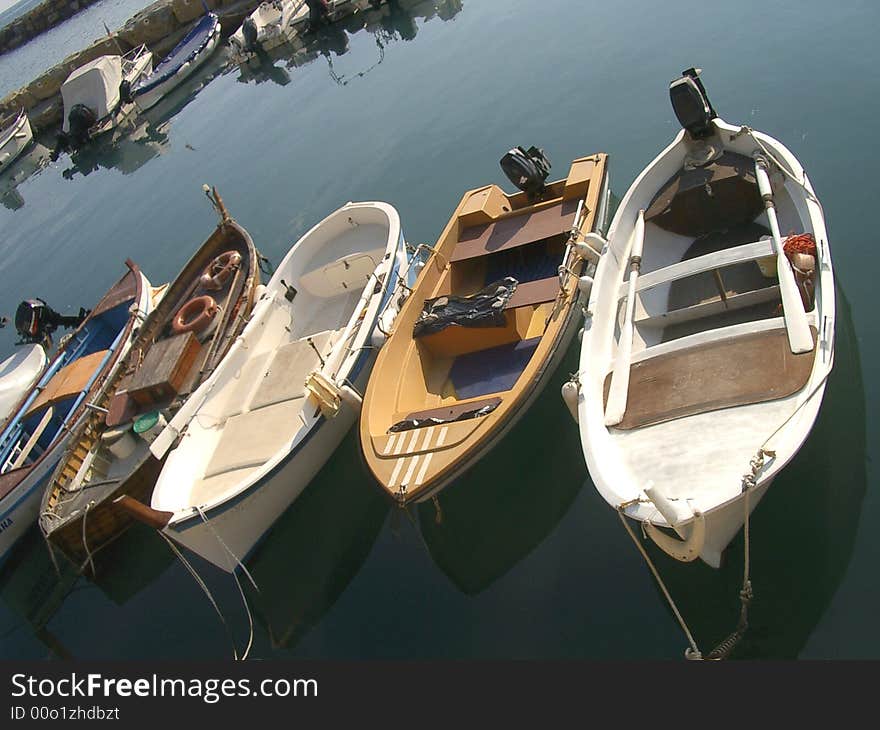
<box><xmin>783</xmin><ymin>232</ymin><xmax>817</xmax><ymax>257</ymax></box>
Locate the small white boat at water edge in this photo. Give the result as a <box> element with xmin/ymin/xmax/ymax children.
<box><xmin>59</xmin><ymin>44</ymin><xmax>153</xmax><ymax>147</ymax></box>
<box><xmin>0</xmin><ymin>109</ymin><xmax>34</xmax><ymax>174</ymax></box>
<box><xmin>131</xmin><ymin>13</ymin><xmax>221</xmax><ymax>111</ymax></box>
<box><xmin>0</xmin><ymin>345</ymin><xmax>47</xmax><ymax>428</ymax></box>
<box><xmin>230</xmin><ymin>0</ymin><xmax>352</xmax><ymax>54</ymax></box>
<box><xmin>137</xmin><ymin>201</ymin><xmax>412</xmax><ymax>571</ymax></box>
<box><xmin>574</xmin><ymin>69</ymin><xmax>834</xmax><ymax>568</ymax></box>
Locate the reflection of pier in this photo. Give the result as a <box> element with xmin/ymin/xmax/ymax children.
<box><xmin>235</xmin><ymin>0</ymin><xmax>464</xmax><ymax>86</ymax></box>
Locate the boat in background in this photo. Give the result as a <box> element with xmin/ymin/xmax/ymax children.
<box><xmin>136</xmin><ymin>201</ymin><xmax>413</xmax><ymax>571</ymax></box>
<box><xmin>57</xmin><ymin>44</ymin><xmax>153</xmax><ymax>149</ymax></box>
<box><xmin>39</xmin><ymin>188</ymin><xmax>261</xmax><ymax>570</ymax></box>
<box><xmin>574</xmin><ymin>68</ymin><xmax>834</xmax><ymax>569</ymax></box>
<box><xmin>229</xmin><ymin>0</ymin><xmax>353</xmax><ymax>55</ymax></box>
<box><xmin>131</xmin><ymin>14</ymin><xmax>222</xmax><ymax>111</ymax></box>
<box><xmin>0</xmin><ymin>263</ymin><xmax>153</xmax><ymax>563</ymax></box>
<box><xmin>360</xmin><ymin>149</ymin><xmax>610</xmax><ymax>506</ymax></box>
<box><xmin>0</xmin><ymin>345</ymin><xmax>47</xmax><ymax>428</ymax></box>
<box><xmin>0</xmin><ymin>109</ymin><xmax>34</xmax><ymax>174</ymax></box>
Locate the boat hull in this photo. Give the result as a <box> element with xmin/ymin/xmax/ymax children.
<box><xmin>577</xmin><ymin>117</ymin><xmax>834</xmax><ymax>567</ymax></box>
<box><xmin>0</xmin><ymin>269</ymin><xmax>152</xmax><ymax>562</ymax></box>
<box><xmin>0</xmin><ymin>110</ymin><xmax>33</xmax><ymax>173</ymax></box>
<box><xmin>133</xmin><ymin>18</ymin><xmax>221</xmax><ymax>111</ymax></box>
<box><xmin>163</xmin><ymin>363</ymin><xmax>371</xmax><ymax>571</ymax></box>
<box><xmin>155</xmin><ymin>203</ymin><xmax>409</xmax><ymax>571</ymax></box>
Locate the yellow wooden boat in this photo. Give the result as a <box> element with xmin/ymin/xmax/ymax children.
<box><xmin>360</xmin><ymin>150</ymin><xmax>610</xmax><ymax>505</ymax></box>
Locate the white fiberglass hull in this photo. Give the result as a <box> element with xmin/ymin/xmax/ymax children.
<box><xmin>576</xmin><ymin>118</ymin><xmax>834</xmax><ymax>567</ymax></box>
<box><xmin>0</xmin><ymin>110</ymin><xmax>33</xmax><ymax>173</ymax></box>
<box><xmin>152</xmin><ymin>202</ymin><xmax>410</xmax><ymax>571</ymax></box>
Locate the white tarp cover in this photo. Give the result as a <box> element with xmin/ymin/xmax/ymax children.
<box><xmin>60</xmin><ymin>55</ymin><xmax>123</xmax><ymax>132</ymax></box>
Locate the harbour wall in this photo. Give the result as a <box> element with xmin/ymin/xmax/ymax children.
<box><xmin>0</xmin><ymin>0</ymin><xmax>383</xmax><ymax>133</ymax></box>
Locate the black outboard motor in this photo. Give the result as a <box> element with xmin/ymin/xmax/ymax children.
<box><xmin>119</xmin><ymin>79</ymin><xmax>133</xmax><ymax>105</ymax></box>
<box><xmin>14</xmin><ymin>299</ymin><xmax>89</xmax><ymax>346</ymax></box>
<box><xmin>500</xmin><ymin>145</ymin><xmax>551</xmax><ymax>201</ymax></box>
<box><xmin>242</xmin><ymin>16</ymin><xmax>259</xmax><ymax>50</ymax></box>
<box><xmin>67</xmin><ymin>103</ymin><xmax>98</xmax><ymax>148</ymax></box>
<box><xmin>669</xmin><ymin>67</ymin><xmax>717</xmax><ymax>139</ymax></box>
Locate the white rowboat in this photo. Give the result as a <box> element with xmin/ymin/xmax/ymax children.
<box><xmin>574</xmin><ymin>69</ymin><xmax>834</xmax><ymax>569</ymax></box>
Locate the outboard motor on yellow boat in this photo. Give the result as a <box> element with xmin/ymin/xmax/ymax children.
<box><xmin>670</xmin><ymin>67</ymin><xmax>717</xmax><ymax>139</ymax></box>
<box><xmin>14</xmin><ymin>298</ymin><xmax>89</xmax><ymax>346</ymax></box>
<box><xmin>500</xmin><ymin>145</ymin><xmax>551</xmax><ymax>201</ymax></box>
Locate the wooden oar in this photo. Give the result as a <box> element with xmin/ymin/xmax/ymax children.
<box><xmin>754</xmin><ymin>157</ymin><xmax>813</xmax><ymax>354</ymax></box>
<box><xmin>604</xmin><ymin>209</ymin><xmax>645</xmax><ymax>427</ymax></box>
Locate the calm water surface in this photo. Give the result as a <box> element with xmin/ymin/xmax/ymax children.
<box><xmin>0</xmin><ymin>0</ymin><xmax>876</xmax><ymax>659</ymax></box>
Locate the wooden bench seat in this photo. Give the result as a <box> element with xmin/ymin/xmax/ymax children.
<box><xmin>505</xmin><ymin>276</ymin><xmax>560</xmax><ymax>309</ymax></box>
<box><xmin>604</xmin><ymin>324</ymin><xmax>816</xmax><ymax>430</ymax></box>
<box><xmin>452</xmin><ymin>199</ymin><xmax>579</xmax><ymax>263</ymax></box>
<box><xmin>619</xmin><ymin>239</ymin><xmax>774</xmax><ymax>298</ymax></box>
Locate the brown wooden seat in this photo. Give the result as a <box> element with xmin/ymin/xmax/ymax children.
<box><xmin>24</xmin><ymin>350</ymin><xmax>110</xmax><ymax>418</ymax></box>
<box><xmin>603</xmin><ymin>326</ymin><xmax>817</xmax><ymax>430</ymax></box>
<box><xmin>504</xmin><ymin>276</ymin><xmax>560</xmax><ymax>309</ymax></box>
<box><xmin>451</xmin><ymin>199</ymin><xmax>579</xmax><ymax>263</ymax></box>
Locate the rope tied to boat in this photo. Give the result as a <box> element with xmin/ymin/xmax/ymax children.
<box><xmin>617</xmin><ymin>507</ymin><xmax>703</xmax><ymax>660</ymax></box>
<box><xmin>78</xmin><ymin>500</ymin><xmax>96</xmax><ymax>576</ymax></box>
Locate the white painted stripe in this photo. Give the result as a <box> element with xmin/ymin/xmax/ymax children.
<box><xmin>392</xmin><ymin>433</ymin><xmax>407</xmax><ymax>456</ymax></box>
<box><xmin>388</xmin><ymin>455</ymin><xmax>406</xmax><ymax>489</ymax></box>
<box><xmin>388</xmin><ymin>431</ymin><xmax>420</xmax><ymax>489</ymax></box>
<box><xmin>420</xmin><ymin>427</ymin><xmax>434</xmax><ymax>452</ymax></box>
<box><xmin>416</xmin><ymin>426</ymin><xmax>447</xmax><ymax>487</ymax></box>
<box><xmin>401</xmin><ymin>454</ymin><xmax>420</xmax><ymax>487</ymax></box>
<box><xmin>414</xmin><ymin>452</ymin><xmax>434</xmax><ymax>487</ymax></box>
<box><xmin>382</xmin><ymin>433</ymin><xmax>399</xmax><ymax>456</ymax></box>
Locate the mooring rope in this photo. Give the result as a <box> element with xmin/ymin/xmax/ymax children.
<box><xmin>157</xmin><ymin>531</ymin><xmax>242</xmax><ymax>661</ymax></box>
<box><xmin>78</xmin><ymin>501</ymin><xmax>96</xmax><ymax>576</ymax></box>
<box><xmin>617</xmin><ymin>507</ymin><xmax>703</xmax><ymax>659</ymax></box>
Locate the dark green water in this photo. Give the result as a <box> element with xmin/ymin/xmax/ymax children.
<box><xmin>0</xmin><ymin>0</ymin><xmax>876</xmax><ymax>659</ymax></box>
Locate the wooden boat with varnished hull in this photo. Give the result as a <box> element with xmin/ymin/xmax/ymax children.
<box><xmin>39</xmin><ymin>191</ymin><xmax>260</xmax><ymax>568</ymax></box>
<box><xmin>360</xmin><ymin>152</ymin><xmax>610</xmax><ymax>505</ymax></box>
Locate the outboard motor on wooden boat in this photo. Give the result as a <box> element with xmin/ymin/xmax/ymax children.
<box><xmin>14</xmin><ymin>298</ymin><xmax>88</xmax><ymax>345</ymax></box>
<box><xmin>670</xmin><ymin>67</ymin><xmax>717</xmax><ymax>139</ymax></box>
<box><xmin>500</xmin><ymin>145</ymin><xmax>551</xmax><ymax>201</ymax></box>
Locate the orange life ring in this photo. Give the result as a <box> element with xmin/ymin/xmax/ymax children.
<box><xmin>172</xmin><ymin>295</ymin><xmax>218</xmax><ymax>335</ymax></box>
<box><xmin>199</xmin><ymin>250</ymin><xmax>242</xmax><ymax>291</ymax></box>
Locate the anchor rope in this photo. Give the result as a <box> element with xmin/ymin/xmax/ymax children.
<box><xmin>195</xmin><ymin>506</ymin><xmax>257</xmax><ymax>661</ymax></box>
<box><xmin>157</xmin><ymin>531</ymin><xmax>242</xmax><ymax>661</ymax></box>
<box><xmin>617</xmin><ymin>508</ymin><xmax>703</xmax><ymax>659</ymax></box>
<box><xmin>78</xmin><ymin>501</ymin><xmax>96</xmax><ymax>576</ymax></box>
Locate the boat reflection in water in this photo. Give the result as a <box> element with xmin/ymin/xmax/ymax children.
<box><xmin>235</xmin><ymin>0</ymin><xmax>464</xmax><ymax>87</ymax></box>
<box><xmin>0</xmin><ymin>521</ymin><xmax>174</xmax><ymax>658</ymax></box>
<box><xmin>58</xmin><ymin>50</ymin><xmax>229</xmax><ymax>182</ymax></box>
<box><xmin>415</xmin><ymin>343</ymin><xmax>585</xmax><ymax>595</ymax></box>
<box><xmin>648</xmin><ymin>287</ymin><xmax>865</xmax><ymax>658</ymax></box>
<box><xmin>244</xmin><ymin>431</ymin><xmax>388</xmax><ymax>649</ymax></box>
